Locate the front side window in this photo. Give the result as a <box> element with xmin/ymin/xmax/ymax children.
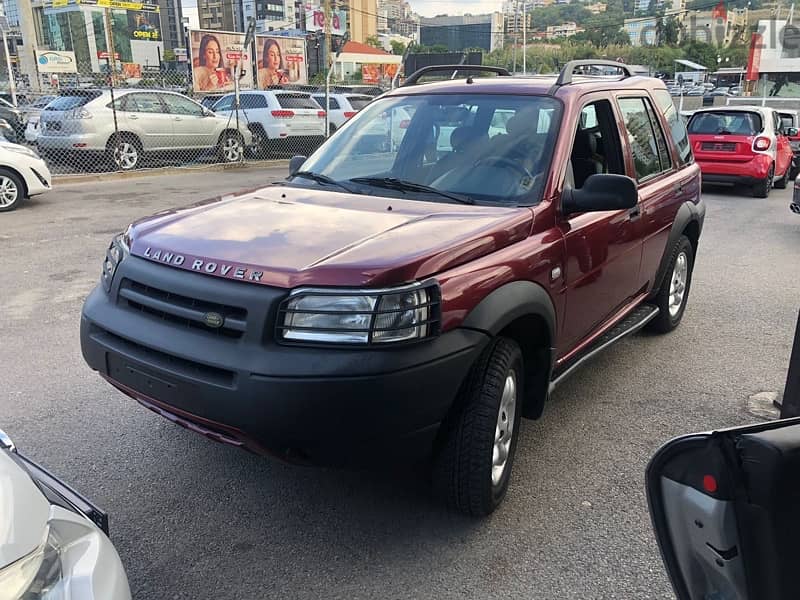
<box><xmin>126</xmin><ymin>93</ymin><xmax>165</xmax><ymax>114</ymax></box>
<box><xmin>297</xmin><ymin>94</ymin><xmax>563</xmax><ymax>205</ymax></box>
<box><xmin>652</xmin><ymin>89</ymin><xmax>692</xmax><ymax>165</ymax></box>
<box><xmin>162</xmin><ymin>94</ymin><xmax>203</xmax><ymax>116</ymax></box>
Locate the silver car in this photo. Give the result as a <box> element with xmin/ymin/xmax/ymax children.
<box><xmin>37</xmin><ymin>89</ymin><xmax>253</xmax><ymax>170</ymax></box>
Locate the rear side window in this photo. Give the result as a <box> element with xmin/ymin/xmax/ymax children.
<box><xmin>213</xmin><ymin>95</ymin><xmax>234</xmax><ymax>111</ymax></box>
<box><xmin>779</xmin><ymin>113</ymin><xmax>794</xmax><ymax>130</ymax></box>
<box><xmin>276</xmin><ymin>94</ymin><xmax>319</xmax><ymax>109</ymax></box>
<box><xmin>618</xmin><ymin>97</ymin><xmax>669</xmax><ymax>181</ymax></box>
<box><xmin>688</xmin><ymin>111</ymin><xmax>762</xmax><ymax>136</ymax></box>
<box><xmin>314</xmin><ymin>96</ymin><xmax>340</xmax><ymax>110</ymax></box>
<box><xmin>240</xmin><ymin>94</ymin><xmax>269</xmax><ymax>110</ymax></box>
<box><xmin>46</xmin><ymin>91</ymin><xmax>102</xmax><ymax>111</ymax></box>
<box><xmin>346</xmin><ymin>96</ymin><xmax>371</xmax><ymax>110</ymax></box>
<box><xmin>652</xmin><ymin>89</ymin><xmax>692</xmax><ymax>166</ymax></box>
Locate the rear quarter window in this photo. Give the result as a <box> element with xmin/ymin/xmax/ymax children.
<box><xmin>46</xmin><ymin>91</ymin><xmax>103</xmax><ymax>111</ymax></box>
<box><xmin>652</xmin><ymin>89</ymin><xmax>692</xmax><ymax>166</ymax></box>
<box><xmin>276</xmin><ymin>94</ymin><xmax>319</xmax><ymax>109</ymax></box>
<box><xmin>346</xmin><ymin>96</ymin><xmax>372</xmax><ymax>110</ymax></box>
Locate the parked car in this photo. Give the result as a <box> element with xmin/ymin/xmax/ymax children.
<box><xmin>0</xmin><ymin>429</ymin><xmax>132</xmax><ymax>598</ymax></box>
<box><xmin>22</xmin><ymin>95</ymin><xmax>59</xmax><ymax>143</ymax></box>
<box><xmin>0</xmin><ymin>139</ymin><xmax>52</xmax><ymax>212</ymax></box>
<box><xmin>0</xmin><ymin>117</ymin><xmax>18</xmax><ymax>143</ymax></box>
<box><xmin>793</xmin><ymin>177</ymin><xmax>800</xmax><ymax>214</ymax></box>
<box><xmin>37</xmin><ymin>89</ymin><xmax>253</xmax><ymax>171</ymax></box>
<box><xmin>212</xmin><ymin>90</ymin><xmax>325</xmax><ymax>157</ymax></box>
<box><xmin>705</xmin><ymin>87</ymin><xmax>731</xmax><ymax>97</ymax></box>
<box><xmin>199</xmin><ymin>94</ymin><xmax>225</xmax><ymax>110</ymax></box>
<box><xmin>312</xmin><ymin>93</ymin><xmax>372</xmax><ymax>132</ymax></box>
<box><xmin>729</xmin><ymin>84</ymin><xmax>743</xmax><ymax>96</ymax></box>
<box><xmin>0</xmin><ymin>96</ymin><xmax>26</xmax><ymax>139</ymax></box>
<box><xmin>80</xmin><ymin>61</ymin><xmax>704</xmax><ymax>516</ymax></box>
<box><xmin>685</xmin><ymin>86</ymin><xmax>706</xmax><ymax>96</ymax></box>
<box><xmin>687</xmin><ymin>105</ymin><xmax>794</xmax><ymax>197</ymax></box>
<box><xmin>777</xmin><ymin>108</ymin><xmax>800</xmax><ymax>178</ymax></box>
<box><xmin>667</xmin><ymin>85</ymin><xmax>683</xmax><ymax>96</ymax></box>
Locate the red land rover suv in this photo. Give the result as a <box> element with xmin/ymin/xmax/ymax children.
<box><xmin>81</xmin><ymin>62</ymin><xmax>704</xmax><ymax>515</ymax></box>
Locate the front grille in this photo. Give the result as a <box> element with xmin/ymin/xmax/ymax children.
<box><xmin>119</xmin><ymin>279</ymin><xmax>248</xmax><ymax>339</ymax></box>
<box><xmin>701</xmin><ymin>141</ymin><xmax>736</xmax><ymax>152</ymax></box>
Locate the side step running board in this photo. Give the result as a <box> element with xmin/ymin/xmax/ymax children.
<box><xmin>549</xmin><ymin>304</ymin><xmax>660</xmax><ymax>393</ymax></box>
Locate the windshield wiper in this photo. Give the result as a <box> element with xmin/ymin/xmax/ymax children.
<box><xmin>291</xmin><ymin>171</ymin><xmax>354</xmax><ymax>193</ymax></box>
<box><xmin>349</xmin><ymin>177</ymin><xmax>475</xmax><ymax>205</ymax></box>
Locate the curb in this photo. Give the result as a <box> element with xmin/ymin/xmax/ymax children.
<box><xmin>53</xmin><ymin>160</ymin><xmax>291</xmax><ymax>185</ymax></box>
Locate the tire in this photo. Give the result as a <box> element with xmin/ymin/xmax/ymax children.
<box><xmin>248</xmin><ymin>125</ymin><xmax>269</xmax><ymax>159</ymax></box>
<box><xmin>433</xmin><ymin>337</ymin><xmax>524</xmax><ymax>517</ymax></box>
<box><xmin>107</xmin><ymin>134</ymin><xmax>141</xmax><ymax>171</ymax></box>
<box><xmin>0</xmin><ymin>168</ymin><xmax>25</xmax><ymax>212</ymax></box>
<box><xmin>752</xmin><ymin>163</ymin><xmax>774</xmax><ymax>197</ymax></box>
<box><xmin>790</xmin><ymin>164</ymin><xmax>799</xmax><ymax>181</ymax></box>
<box><xmin>329</xmin><ymin>124</ymin><xmax>337</xmax><ymax>136</ymax></box>
<box><xmin>775</xmin><ymin>164</ymin><xmax>789</xmax><ymax>189</ymax></box>
<box><xmin>218</xmin><ymin>131</ymin><xmax>244</xmax><ymax>163</ymax></box>
<box><xmin>647</xmin><ymin>235</ymin><xmax>694</xmax><ymax>334</ymax></box>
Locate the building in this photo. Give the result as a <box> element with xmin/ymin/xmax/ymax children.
<box><xmin>197</xmin><ymin>0</ymin><xmax>241</xmax><ymax>31</ymax></box>
<box><xmin>158</xmin><ymin>0</ymin><xmax>184</xmax><ymax>53</ymax></box>
<box><xmin>241</xmin><ymin>0</ymin><xmax>297</xmax><ymax>33</ymax></box>
<box><xmin>684</xmin><ymin>6</ymin><xmax>747</xmax><ymax>47</ymax></box>
<box><xmin>340</xmin><ymin>0</ymin><xmax>378</xmax><ymax>44</ymax></box>
<box><xmin>504</xmin><ymin>10</ymin><xmax>531</xmax><ymax>36</ymax></box>
<box><xmin>623</xmin><ymin>16</ymin><xmax>658</xmax><ymax>45</ymax></box>
<box><xmin>585</xmin><ymin>3</ymin><xmax>607</xmax><ymax>14</ymax></box>
<box><xmin>545</xmin><ymin>21</ymin><xmax>582</xmax><ymax>38</ymax></box>
<box><xmin>633</xmin><ymin>0</ymin><xmax>684</xmax><ymax>15</ymax></box>
<box><xmin>1</xmin><ymin>0</ymin><xmax>19</xmax><ymax>27</ymax></box>
<box><xmin>377</xmin><ymin>0</ymin><xmax>418</xmax><ymax>39</ymax></box>
<box><xmin>419</xmin><ymin>13</ymin><xmax>504</xmax><ymax>52</ymax></box>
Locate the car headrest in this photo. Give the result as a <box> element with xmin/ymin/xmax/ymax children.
<box><xmin>573</xmin><ymin>130</ymin><xmax>597</xmax><ymax>159</ymax></box>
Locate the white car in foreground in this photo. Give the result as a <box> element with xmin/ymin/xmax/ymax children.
<box><xmin>0</xmin><ymin>429</ymin><xmax>131</xmax><ymax>599</ymax></box>
<box><xmin>0</xmin><ymin>141</ymin><xmax>52</xmax><ymax>212</ymax></box>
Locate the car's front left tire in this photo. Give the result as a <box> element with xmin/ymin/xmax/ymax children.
<box><xmin>433</xmin><ymin>337</ymin><xmax>524</xmax><ymax>517</ymax></box>
<box><xmin>0</xmin><ymin>168</ymin><xmax>25</xmax><ymax>212</ymax></box>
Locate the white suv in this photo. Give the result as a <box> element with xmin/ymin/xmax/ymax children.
<box><xmin>212</xmin><ymin>90</ymin><xmax>326</xmax><ymax>158</ymax></box>
<box><xmin>312</xmin><ymin>93</ymin><xmax>373</xmax><ymax>133</ymax></box>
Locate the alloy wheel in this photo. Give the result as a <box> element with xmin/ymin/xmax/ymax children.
<box><xmin>669</xmin><ymin>252</ymin><xmax>688</xmax><ymax>318</ymax></box>
<box><xmin>114</xmin><ymin>142</ymin><xmax>139</xmax><ymax>170</ymax></box>
<box><xmin>222</xmin><ymin>136</ymin><xmax>242</xmax><ymax>162</ymax></box>
<box><xmin>0</xmin><ymin>176</ymin><xmax>18</xmax><ymax>207</ymax></box>
<box><xmin>492</xmin><ymin>370</ymin><xmax>517</xmax><ymax>487</ymax></box>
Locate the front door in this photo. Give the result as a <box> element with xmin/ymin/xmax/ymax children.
<box><xmin>559</xmin><ymin>97</ymin><xmax>645</xmax><ymax>353</ymax></box>
<box><xmin>120</xmin><ymin>92</ymin><xmax>174</xmax><ymax>151</ymax></box>
<box><xmin>160</xmin><ymin>93</ymin><xmax>214</xmax><ymax>149</ymax></box>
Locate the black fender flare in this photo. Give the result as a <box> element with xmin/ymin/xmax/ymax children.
<box><xmin>461</xmin><ymin>280</ymin><xmax>556</xmax><ymax>360</ymax></box>
<box><xmin>650</xmin><ymin>200</ymin><xmax>706</xmax><ymax>298</ymax></box>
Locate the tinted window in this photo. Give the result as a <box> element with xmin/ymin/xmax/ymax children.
<box><xmin>240</xmin><ymin>94</ymin><xmax>269</xmax><ymax>109</ymax></box>
<box><xmin>276</xmin><ymin>94</ymin><xmax>319</xmax><ymax>109</ymax></box>
<box><xmin>213</xmin><ymin>95</ymin><xmax>234</xmax><ymax>111</ymax></box>
<box><xmin>126</xmin><ymin>93</ymin><xmax>165</xmax><ymax>113</ymax></box>
<box><xmin>652</xmin><ymin>89</ymin><xmax>692</xmax><ymax>165</ymax></box>
<box><xmin>618</xmin><ymin>97</ymin><xmax>663</xmax><ymax>181</ymax></box>
<box><xmin>346</xmin><ymin>96</ymin><xmax>371</xmax><ymax>110</ymax></box>
<box><xmin>688</xmin><ymin>111</ymin><xmax>762</xmax><ymax>135</ymax></box>
<box><xmin>162</xmin><ymin>94</ymin><xmax>203</xmax><ymax>116</ymax></box>
<box><xmin>779</xmin><ymin>113</ymin><xmax>795</xmax><ymax>130</ymax></box>
<box><xmin>314</xmin><ymin>96</ymin><xmax>340</xmax><ymax>110</ymax></box>
<box><xmin>644</xmin><ymin>101</ymin><xmax>672</xmax><ymax>172</ymax></box>
<box><xmin>46</xmin><ymin>91</ymin><xmax>103</xmax><ymax>111</ymax></box>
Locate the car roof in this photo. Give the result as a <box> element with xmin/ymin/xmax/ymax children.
<box><xmin>382</xmin><ymin>73</ymin><xmax>667</xmax><ymax>99</ymax></box>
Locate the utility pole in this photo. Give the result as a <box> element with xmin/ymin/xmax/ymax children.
<box><xmin>522</xmin><ymin>0</ymin><xmax>527</xmax><ymax>74</ymax></box>
<box><xmin>512</xmin><ymin>0</ymin><xmax>518</xmax><ymax>73</ymax></box>
<box><xmin>0</xmin><ymin>18</ymin><xmax>17</xmax><ymax>107</ymax></box>
<box><xmin>104</xmin><ymin>8</ymin><xmax>118</xmax><ymax>85</ymax></box>
<box><xmin>324</xmin><ymin>0</ymin><xmax>332</xmax><ymax>137</ymax></box>
<box><xmin>17</xmin><ymin>0</ymin><xmax>40</xmax><ymax>92</ymax></box>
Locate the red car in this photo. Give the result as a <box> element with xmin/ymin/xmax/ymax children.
<box><xmin>688</xmin><ymin>105</ymin><xmax>795</xmax><ymax>197</ymax></box>
<box><xmin>81</xmin><ymin>61</ymin><xmax>704</xmax><ymax>515</ymax></box>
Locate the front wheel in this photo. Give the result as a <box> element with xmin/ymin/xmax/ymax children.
<box><xmin>775</xmin><ymin>164</ymin><xmax>790</xmax><ymax>189</ymax></box>
<box><xmin>433</xmin><ymin>337</ymin><xmax>524</xmax><ymax>516</ymax></box>
<box><xmin>647</xmin><ymin>235</ymin><xmax>694</xmax><ymax>334</ymax></box>
<box><xmin>108</xmin><ymin>135</ymin><xmax>141</xmax><ymax>171</ymax></box>
<box><xmin>218</xmin><ymin>132</ymin><xmax>244</xmax><ymax>163</ymax></box>
<box><xmin>0</xmin><ymin>168</ymin><xmax>24</xmax><ymax>212</ymax></box>
<box><xmin>753</xmin><ymin>164</ymin><xmax>774</xmax><ymax>197</ymax></box>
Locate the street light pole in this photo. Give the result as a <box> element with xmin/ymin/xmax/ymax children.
<box><xmin>522</xmin><ymin>0</ymin><xmax>527</xmax><ymax>74</ymax></box>
<box><xmin>0</xmin><ymin>25</ymin><xmax>17</xmax><ymax>107</ymax></box>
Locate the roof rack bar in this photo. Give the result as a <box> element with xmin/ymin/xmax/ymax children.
<box><xmin>553</xmin><ymin>60</ymin><xmax>633</xmax><ymax>88</ymax></box>
<box><xmin>403</xmin><ymin>65</ymin><xmax>511</xmax><ymax>87</ymax></box>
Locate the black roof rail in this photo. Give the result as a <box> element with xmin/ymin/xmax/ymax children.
<box><xmin>552</xmin><ymin>60</ymin><xmax>633</xmax><ymax>88</ymax></box>
<box><xmin>403</xmin><ymin>65</ymin><xmax>511</xmax><ymax>86</ymax></box>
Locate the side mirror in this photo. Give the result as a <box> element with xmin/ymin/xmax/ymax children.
<box><xmin>646</xmin><ymin>418</ymin><xmax>800</xmax><ymax>600</ymax></box>
<box><xmin>562</xmin><ymin>173</ymin><xmax>638</xmax><ymax>216</ymax></box>
<box><xmin>787</xmin><ymin>127</ymin><xmax>798</xmax><ymax>137</ymax></box>
<box><xmin>289</xmin><ymin>155</ymin><xmax>307</xmax><ymax>176</ymax></box>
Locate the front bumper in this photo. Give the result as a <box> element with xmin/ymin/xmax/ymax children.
<box><xmin>697</xmin><ymin>154</ymin><xmax>773</xmax><ymax>184</ymax></box>
<box><xmin>80</xmin><ymin>256</ymin><xmax>488</xmax><ymax>466</ymax></box>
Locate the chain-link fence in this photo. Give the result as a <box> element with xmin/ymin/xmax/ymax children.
<box><xmin>0</xmin><ymin>57</ymin><xmax>386</xmax><ymax>176</ymax></box>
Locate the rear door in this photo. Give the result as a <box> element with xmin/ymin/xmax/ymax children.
<box><xmin>119</xmin><ymin>92</ymin><xmax>174</xmax><ymax>150</ymax></box>
<box><xmin>274</xmin><ymin>92</ymin><xmax>325</xmax><ymax>137</ymax></box>
<box><xmin>161</xmin><ymin>93</ymin><xmax>215</xmax><ymax>149</ymax></box>
<box><xmin>688</xmin><ymin>109</ymin><xmax>762</xmax><ymax>165</ymax></box>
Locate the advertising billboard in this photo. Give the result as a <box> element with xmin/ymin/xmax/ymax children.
<box><xmin>35</xmin><ymin>50</ymin><xmax>78</xmax><ymax>73</ymax></box>
<box><xmin>128</xmin><ymin>9</ymin><xmax>161</xmax><ymax>42</ymax></box>
<box><xmin>256</xmin><ymin>36</ymin><xmax>308</xmax><ymax>87</ymax></box>
<box><xmin>189</xmin><ymin>29</ymin><xmax>254</xmax><ymax>93</ymax></box>
<box><xmin>305</xmin><ymin>7</ymin><xmax>347</xmax><ymax>36</ymax></box>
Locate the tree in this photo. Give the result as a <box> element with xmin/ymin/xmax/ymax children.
<box><xmin>365</xmin><ymin>35</ymin><xmax>383</xmax><ymax>49</ymax></box>
<box><xmin>661</xmin><ymin>16</ymin><xmax>682</xmax><ymax>45</ymax></box>
<box><xmin>163</xmin><ymin>49</ymin><xmax>176</xmax><ymax>62</ymax></box>
<box><xmin>390</xmin><ymin>40</ymin><xmax>406</xmax><ymax>55</ymax></box>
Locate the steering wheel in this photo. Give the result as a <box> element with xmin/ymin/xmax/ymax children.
<box><xmin>473</xmin><ymin>156</ymin><xmax>535</xmax><ymax>182</ymax></box>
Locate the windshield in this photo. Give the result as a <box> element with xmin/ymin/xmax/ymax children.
<box><xmin>298</xmin><ymin>94</ymin><xmax>562</xmax><ymax>205</ymax></box>
<box><xmin>688</xmin><ymin>111</ymin><xmax>762</xmax><ymax>135</ymax></box>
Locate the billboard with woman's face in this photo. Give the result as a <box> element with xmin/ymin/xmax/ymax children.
<box><xmin>190</xmin><ymin>29</ymin><xmax>254</xmax><ymax>93</ymax></box>
<box><xmin>256</xmin><ymin>36</ymin><xmax>308</xmax><ymax>88</ymax></box>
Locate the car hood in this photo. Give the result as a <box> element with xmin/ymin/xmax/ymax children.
<box><xmin>128</xmin><ymin>186</ymin><xmax>534</xmax><ymax>288</ymax></box>
<box><xmin>0</xmin><ymin>449</ymin><xmax>50</xmax><ymax>569</ymax></box>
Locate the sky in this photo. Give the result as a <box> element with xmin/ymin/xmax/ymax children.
<box><xmin>179</xmin><ymin>0</ymin><xmax>504</xmax><ymax>23</ymax></box>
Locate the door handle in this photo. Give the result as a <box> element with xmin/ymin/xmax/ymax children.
<box><xmin>173</xmin><ymin>117</ymin><xmax>182</xmax><ymax>121</ymax></box>
<box><xmin>128</xmin><ymin>114</ymin><xmax>138</xmax><ymax>119</ymax></box>
<box><xmin>628</xmin><ymin>205</ymin><xmax>641</xmax><ymax>221</ymax></box>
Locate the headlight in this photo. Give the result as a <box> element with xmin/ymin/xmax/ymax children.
<box><xmin>101</xmin><ymin>232</ymin><xmax>129</xmax><ymax>292</ymax></box>
<box><xmin>279</xmin><ymin>283</ymin><xmax>439</xmax><ymax>344</ymax></box>
<box><xmin>0</xmin><ymin>525</ymin><xmax>64</xmax><ymax>600</ymax></box>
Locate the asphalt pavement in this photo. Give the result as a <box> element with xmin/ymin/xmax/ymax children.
<box><xmin>1</xmin><ymin>166</ymin><xmax>797</xmax><ymax>600</ymax></box>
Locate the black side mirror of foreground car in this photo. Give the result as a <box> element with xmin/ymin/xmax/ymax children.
<box><xmin>562</xmin><ymin>173</ymin><xmax>638</xmax><ymax>215</ymax></box>
<box><xmin>289</xmin><ymin>155</ymin><xmax>307</xmax><ymax>176</ymax></box>
<box><xmin>786</xmin><ymin>127</ymin><xmax>799</xmax><ymax>137</ymax></box>
<box><xmin>646</xmin><ymin>417</ymin><xmax>800</xmax><ymax>600</ymax></box>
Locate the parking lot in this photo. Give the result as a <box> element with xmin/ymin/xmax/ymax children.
<box><xmin>1</xmin><ymin>165</ymin><xmax>796</xmax><ymax>599</ymax></box>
